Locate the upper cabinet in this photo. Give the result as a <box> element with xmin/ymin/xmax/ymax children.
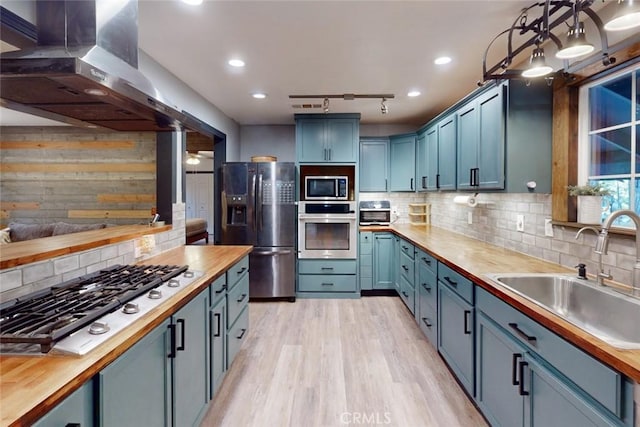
<box><xmin>416</xmin><ymin>115</ymin><xmax>456</xmax><ymax>192</ymax></box>
<box><xmin>389</xmin><ymin>133</ymin><xmax>417</xmax><ymax>192</ymax></box>
<box><xmin>360</xmin><ymin>137</ymin><xmax>389</xmax><ymax>192</ymax></box>
<box><xmin>455</xmin><ymin>80</ymin><xmax>552</xmax><ymax>192</ymax></box>
<box><xmin>295</xmin><ymin>114</ymin><xmax>360</xmax><ymax>163</ymax></box>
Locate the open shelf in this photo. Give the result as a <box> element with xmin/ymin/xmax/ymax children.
<box><xmin>408</xmin><ymin>203</ymin><xmax>430</xmax><ymax>225</ymax></box>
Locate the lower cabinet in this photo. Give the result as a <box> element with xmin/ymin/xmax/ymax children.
<box><xmin>373</xmin><ymin>232</ymin><xmax>394</xmax><ymax>289</ymax></box>
<box><xmin>33</xmin><ymin>381</ymin><xmax>94</xmax><ymax>427</ymax></box>
<box><xmin>298</xmin><ymin>259</ymin><xmax>358</xmax><ymax>296</ymax></box>
<box><xmin>210</xmin><ymin>295</ymin><xmax>227</xmax><ymax>397</ymax></box>
<box><xmin>359</xmin><ymin>232</ymin><xmax>373</xmax><ymax>291</ymax></box>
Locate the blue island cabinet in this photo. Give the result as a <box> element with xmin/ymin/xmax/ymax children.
<box><xmin>295</xmin><ymin>114</ymin><xmax>360</xmax><ymax>163</ymax></box>
<box><xmin>33</xmin><ymin>381</ymin><xmax>94</xmax><ymax>427</ymax></box>
<box><xmin>98</xmin><ymin>290</ymin><xmax>210</xmax><ymax>427</ymax></box>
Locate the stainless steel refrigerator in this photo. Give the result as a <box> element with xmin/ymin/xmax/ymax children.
<box><xmin>220</xmin><ymin>162</ymin><xmax>296</xmax><ymax>300</ymax></box>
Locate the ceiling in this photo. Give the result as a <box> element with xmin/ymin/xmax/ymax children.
<box><xmin>0</xmin><ymin>0</ymin><xmax>621</xmax><ymax>128</ymax></box>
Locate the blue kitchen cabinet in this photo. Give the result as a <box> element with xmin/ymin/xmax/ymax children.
<box><xmin>398</xmin><ymin>239</ymin><xmax>416</xmax><ymax>313</ymax></box>
<box><xmin>226</xmin><ymin>256</ymin><xmax>250</xmax><ymax>365</ymax></box>
<box><xmin>437</xmin><ymin>263</ymin><xmax>474</xmax><ymax>397</ymax></box>
<box><xmin>210</xmin><ymin>294</ymin><xmax>227</xmax><ymax>396</ymax></box>
<box><xmin>389</xmin><ymin>133</ymin><xmax>416</xmax><ymax>191</ymax></box>
<box><xmin>373</xmin><ymin>232</ymin><xmax>394</xmax><ymax>289</ymax></box>
<box><xmin>415</xmin><ymin>129</ymin><xmax>430</xmax><ymax>191</ymax></box>
<box><xmin>437</xmin><ymin>115</ymin><xmax>457</xmax><ymax>191</ymax></box>
<box><xmin>359</xmin><ymin>231</ymin><xmax>373</xmax><ymax>291</ymax></box>
<box><xmin>476</xmin><ymin>286</ymin><xmax>634</xmax><ymax>427</ymax></box>
<box><xmin>298</xmin><ymin>259</ymin><xmax>358</xmax><ymax>297</ymax></box>
<box><xmin>457</xmin><ymin>84</ymin><xmax>505</xmax><ymax>190</ymax></box>
<box><xmin>416</xmin><ymin>116</ymin><xmax>456</xmax><ymax>191</ymax></box>
<box><xmin>360</xmin><ymin>138</ymin><xmax>389</xmax><ymax>191</ymax></box>
<box><xmin>295</xmin><ymin>114</ymin><xmax>360</xmax><ymax>163</ymax></box>
<box><xmin>393</xmin><ymin>235</ymin><xmax>401</xmax><ymax>295</ymax></box>
<box><xmin>98</xmin><ymin>318</ymin><xmax>172</xmax><ymax>427</ymax></box>
<box><xmin>34</xmin><ymin>381</ymin><xmax>94</xmax><ymax>427</ymax></box>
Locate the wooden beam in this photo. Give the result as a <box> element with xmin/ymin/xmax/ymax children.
<box><xmin>68</xmin><ymin>210</ymin><xmax>152</xmax><ymax>219</ymax></box>
<box><xmin>0</xmin><ymin>163</ymin><xmax>155</xmax><ymax>173</ymax></box>
<box><xmin>0</xmin><ymin>141</ymin><xmax>135</xmax><ymax>150</ymax></box>
<box><xmin>97</xmin><ymin>194</ymin><xmax>156</xmax><ymax>203</ymax></box>
<box><xmin>186</xmin><ymin>132</ymin><xmax>214</xmax><ymax>153</ymax></box>
<box><xmin>0</xmin><ymin>202</ymin><xmax>40</xmax><ymax>210</ymax></box>
<box><xmin>568</xmin><ymin>41</ymin><xmax>640</xmax><ymax>86</ymax></box>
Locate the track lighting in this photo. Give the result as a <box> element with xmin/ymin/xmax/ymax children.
<box><xmin>522</xmin><ymin>44</ymin><xmax>553</xmax><ymax>78</ymax></box>
<box><xmin>605</xmin><ymin>0</ymin><xmax>640</xmax><ymax>31</ymax></box>
<box><xmin>381</xmin><ymin>98</ymin><xmax>388</xmax><ymax>114</ymax></box>
<box><xmin>556</xmin><ymin>21</ymin><xmax>594</xmax><ymax>59</ymax></box>
<box><xmin>323</xmin><ymin>98</ymin><xmax>330</xmax><ymax>113</ymax></box>
<box><xmin>289</xmin><ymin>93</ymin><xmax>395</xmax><ymax>113</ymax></box>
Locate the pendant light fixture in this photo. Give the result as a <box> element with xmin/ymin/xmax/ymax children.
<box><xmin>522</xmin><ymin>43</ymin><xmax>554</xmax><ymax>78</ymax></box>
<box><xmin>556</xmin><ymin>21</ymin><xmax>594</xmax><ymax>59</ymax></box>
<box><xmin>604</xmin><ymin>0</ymin><xmax>640</xmax><ymax>31</ymax></box>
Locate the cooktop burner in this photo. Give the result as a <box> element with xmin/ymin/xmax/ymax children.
<box><xmin>0</xmin><ymin>264</ymin><xmax>189</xmax><ymax>353</ymax></box>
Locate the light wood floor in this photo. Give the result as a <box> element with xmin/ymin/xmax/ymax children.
<box><xmin>202</xmin><ymin>297</ymin><xmax>487</xmax><ymax>427</ymax></box>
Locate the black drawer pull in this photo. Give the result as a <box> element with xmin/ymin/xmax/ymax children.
<box><xmin>402</xmin><ymin>291</ymin><xmax>409</xmax><ymax>298</ymax></box>
<box><xmin>237</xmin><ymin>328</ymin><xmax>246</xmax><ymax>340</ymax></box>
<box><xmin>421</xmin><ymin>257</ymin><xmax>431</xmax><ymax>265</ymax></box>
<box><xmin>518</xmin><ymin>361</ymin><xmax>529</xmax><ymax>396</ymax></box>
<box><xmin>422</xmin><ymin>283</ymin><xmax>431</xmax><ymax>292</ymax></box>
<box><xmin>320</xmin><ymin>267</ymin><xmax>334</xmax><ymax>271</ymax></box>
<box><xmin>512</xmin><ymin>353</ymin><xmax>522</xmax><ymax>386</ymax></box>
<box><xmin>508</xmin><ymin>323</ymin><xmax>537</xmax><ymax>343</ymax></box>
<box><xmin>422</xmin><ymin>317</ymin><xmax>432</xmax><ymax>328</ymax></box>
<box><xmin>443</xmin><ymin>276</ymin><xmax>458</xmax><ymax>287</ymax></box>
<box><xmin>215</xmin><ymin>284</ymin><xmax>227</xmax><ymax>294</ymax></box>
<box><xmin>402</xmin><ymin>265</ymin><xmax>409</xmax><ymax>272</ymax></box>
<box><xmin>237</xmin><ymin>267</ymin><xmax>247</xmax><ymax>275</ymax></box>
<box><xmin>321</xmin><ymin>282</ymin><xmax>334</xmax><ymax>286</ymax></box>
<box><xmin>66</xmin><ymin>424</ymin><xmax>81</xmax><ymax>427</ymax></box>
<box><xmin>237</xmin><ymin>293</ymin><xmax>247</xmax><ymax>303</ymax></box>
<box><xmin>463</xmin><ymin>310</ymin><xmax>471</xmax><ymax>334</ymax></box>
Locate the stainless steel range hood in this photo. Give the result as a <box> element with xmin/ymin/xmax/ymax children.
<box><xmin>0</xmin><ymin>0</ymin><xmax>214</xmax><ymax>136</ymax></box>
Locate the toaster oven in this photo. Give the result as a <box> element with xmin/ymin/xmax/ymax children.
<box><xmin>359</xmin><ymin>201</ymin><xmax>391</xmax><ymax>225</ymax></box>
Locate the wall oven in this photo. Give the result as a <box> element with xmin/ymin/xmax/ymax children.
<box><xmin>298</xmin><ymin>201</ymin><xmax>357</xmax><ymax>259</ymax></box>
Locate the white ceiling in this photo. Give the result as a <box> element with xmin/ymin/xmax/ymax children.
<box><xmin>137</xmin><ymin>0</ymin><xmax>539</xmax><ymax>126</ymax></box>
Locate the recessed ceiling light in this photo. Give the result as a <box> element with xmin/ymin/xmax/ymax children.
<box><xmin>407</xmin><ymin>91</ymin><xmax>421</xmax><ymax>97</ymax></box>
<box><xmin>181</xmin><ymin>0</ymin><xmax>203</xmax><ymax>5</ymax></box>
<box><xmin>228</xmin><ymin>59</ymin><xmax>245</xmax><ymax>68</ymax></box>
<box><xmin>434</xmin><ymin>56</ymin><xmax>452</xmax><ymax>65</ymax></box>
<box><xmin>252</xmin><ymin>93</ymin><xmax>267</xmax><ymax>99</ymax></box>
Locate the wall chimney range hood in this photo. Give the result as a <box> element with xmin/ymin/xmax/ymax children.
<box><xmin>1</xmin><ymin>0</ymin><xmax>215</xmax><ymax>136</ymax></box>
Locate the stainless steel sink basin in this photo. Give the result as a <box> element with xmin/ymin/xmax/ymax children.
<box><xmin>485</xmin><ymin>273</ymin><xmax>640</xmax><ymax>349</ymax></box>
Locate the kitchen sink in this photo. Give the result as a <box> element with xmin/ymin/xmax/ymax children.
<box><xmin>485</xmin><ymin>273</ymin><xmax>640</xmax><ymax>349</ymax></box>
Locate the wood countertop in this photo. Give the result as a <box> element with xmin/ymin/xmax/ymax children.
<box><xmin>0</xmin><ymin>224</ymin><xmax>171</xmax><ymax>270</ymax></box>
<box><xmin>0</xmin><ymin>245</ymin><xmax>252</xmax><ymax>427</ymax></box>
<box><xmin>362</xmin><ymin>224</ymin><xmax>640</xmax><ymax>383</ymax></box>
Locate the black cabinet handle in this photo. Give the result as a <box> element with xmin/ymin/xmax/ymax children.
<box><xmin>422</xmin><ymin>317</ymin><xmax>432</xmax><ymax>328</ymax></box>
<box><xmin>177</xmin><ymin>319</ymin><xmax>186</xmax><ymax>351</ymax></box>
<box><xmin>237</xmin><ymin>293</ymin><xmax>247</xmax><ymax>303</ymax></box>
<box><xmin>320</xmin><ymin>267</ymin><xmax>334</xmax><ymax>271</ymax></box>
<box><xmin>469</xmin><ymin>168</ymin><xmax>474</xmax><ymax>186</ymax></box>
<box><xmin>512</xmin><ymin>353</ymin><xmax>522</xmax><ymax>386</ymax></box>
<box><xmin>214</xmin><ymin>313</ymin><xmax>221</xmax><ymax>337</ymax></box>
<box><xmin>508</xmin><ymin>323</ymin><xmax>537</xmax><ymax>343</ymax></box>
<box><xmin>237</xmin><ymin>267</ymin><xmax>247</xmax><ymax>275</ymax></box>
<box><xmin>215</xmin><ymin>284</ymin><xmax>227</xmax><ymax>294</ymax></box>
<box><xmin>237</xmin><ymin>328</ymin><xmax>247</xmax><ymax>339</ymax></box>
<box><xmin>463</xmin><ymin>310</ymin><xmax>471</xmax><ymax>334</ymax></box>
<box><xmin>422</xmin><ymin>283</ymin><xmax>431</xmax><ymax>292</ymax></box>
<box><xmin>422</xmin><ymin>176</ymin><xmax>427</xmax><ymax>189</ymax></box>
<box><xmin>475</xmin><ymin>168</ymin><xmax>480</xmax><ymax>187</ymax></box>
<box><xmin>385</xmin><ymin>178</ymin><xmax>388</xmax><ymax>191</ymax></box>
<box><xmin>66</xmin><ymin>423</ymin><xmax>81</xmax><ymax>427</ymax></box>
<box><xmin>518</xmin><ymin>361</ymin><xmax>529</xmax><ymax>396</ymax></box>
<box><xmin>402</xmin><ymin>291</ymin><xmax>409</xmax><ymax>298</ymax></box>
<box><xmin>321</xmin><ymin>282</ymin><xmax>334</xmax><ymax>286</ymax></box>
<box><xmin>402</xmin><ymin>265</ymin><xmax>409</xmax><ymax>272</ymax></box>
<box><xmin>443</xmin><ymin>276</ymin><xmax>457</xmax><ymax>287</ymax></box>
<box><xmin>436</xmin><ymin>174</ymin><xmax>440</xmax><ymax>189</ymax></box>
<box><xmin>168</xmin><ymin>323</ymin><xmax>176</xmax><ymax>359</ymax></box>
<box><xmin>402</xmin><ymin>245</ymin><xmax>408</xmax><ymax>250</ymax></box>
<box><xmin>421</xmin><ymin>256</ymin><xmax>431</xmax><ymax>265</ymax></box>
<box><xmin>410</xmin><ymin>178</ymin><xmax>414</xmax><ymax>190</ymax></box>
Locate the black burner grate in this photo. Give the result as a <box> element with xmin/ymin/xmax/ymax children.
<box><xmin>0</xmin><ymin>264</ymin><xmax>188</xmax><ymax>352</ymax></box>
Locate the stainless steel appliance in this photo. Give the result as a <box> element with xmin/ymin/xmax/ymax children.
<box><xmin>220</xmin><ymin>162</ymin><xmax>296</xmax><ymax>300</ymax></box>
<box><xmin>0</xmin><ymin>264</ymin><xmax>202</xmax><ymax>355</ymax></box>
<box><xmin>298</xmin><ymin>201</ymin><xmax>357</xmax><ymax>259</ymax></box>
<box><xmin>304</xmin><ymin>175</ymin><xmax>348</xmax><ymax>200</ymax></box>
<box><xmin>359</xmin><ymin>200</ymin><xmax>392</xmax><ymax>225</ymax></box>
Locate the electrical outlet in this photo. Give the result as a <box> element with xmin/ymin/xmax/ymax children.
<box><xmin>467</xmin><ymin>211</ymin><xmax>473</xmax><ymax>225</ymax></box>
<box><xmin>516</xmin><ymin>214</ymin><xmax>525</xmax><ymax>232</ymax></box>
<box><xmin>392</xmin><ymin>206</ymin><xmax>399</xmax><ymax>215</ymax></box>
<box><xmin>544</xmin><ymin>218</ymin><xmax>554</xmax><ymax>237</ymax></box>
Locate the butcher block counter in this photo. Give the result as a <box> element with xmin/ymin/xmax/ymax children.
<box><xmin>362</xmin><ymin>223</ymin><xmax>640</xmax><ymax>383</ymax></box>
<box><xmin>0</xmin><ymin>245</ymin><xmax>251</xmax><ymax>427</ymax></box>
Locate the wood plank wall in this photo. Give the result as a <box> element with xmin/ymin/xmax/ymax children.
<box><xmin>0</xmin><ymin>127</ymin><xmax>156</xmax><ymax>226</ymax></box>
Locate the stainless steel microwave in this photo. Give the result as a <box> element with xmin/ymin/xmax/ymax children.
<box><xmin>304</xmin><ymin>176</ymin><xmax>348</xmax><ymax>200</ymax></box>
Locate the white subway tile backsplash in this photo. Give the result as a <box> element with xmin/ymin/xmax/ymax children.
<box><xmin>0</xmin><ymin>269</ymin><xmax>22</xmax><ymax>292</ymax></box>
<box><xmin>23</xmin><ymin>262</ymin><xmax>54</xmax><ymax>285</ymax></box>
<box><xmin>53</xmin><ymin>256</ymin><xmax>79</xmax><ymax>275</ymax></box>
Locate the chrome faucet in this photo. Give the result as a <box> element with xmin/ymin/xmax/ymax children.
<box><xmin>575</xmin><ymin>226</ymin><xmax>611</xmax><ymax>286</ymax></box>
<box><xmin>598</xmin><ymin>210</ymin><xmax>640</xmax><ymax>297</ymax></box>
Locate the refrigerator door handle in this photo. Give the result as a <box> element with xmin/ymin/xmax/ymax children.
<box><xmin>253</xmin><ymin>249</ymin><xmax>293</xmax><ymax>256</ymax></box>
<box><xmin>221</xmin><ymin>191</ymin><xmax>228</xmax><ymax>232</ymax></box>
<box><xmin>257</xmin><ymin>173</ymin><xmax>264</xmax><ymax>231</ymax></box>
<box><xmin>251</xmin><ymin>173</ymin><xmax>257</xmax><ymax>231</ymax></box>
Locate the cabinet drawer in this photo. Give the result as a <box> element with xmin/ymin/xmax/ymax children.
<box><xmin>418</xmin><ymin>287</ymin><xmax>437</xmax><ymax>346</ymax></box>
<box><xmin>227</xmin><ymin>256</ymin><xmax>249</xmax><ymax>289</ymax></box>
<box><xmin>417</xmin><ymin>266</ymin><xmax>437</xmax><ymax>308</ymax></box>
<box><xmin>298</xmin><ymin>274</ymin><xmax>357</xmax><ymax>292</ymax></box>
<box><xmin>476</xmin><ymin>286</ymin><xmax>623</xmax><ymax>417</ymax></box>
<box><xmin>400</xmin><ymin>251</ymin><xmax>415</xmax><ymax>282</ymax></box>
<box><xmin>399</xmin><ymin>239</ymin><xmax>415</xmax><ymax>259</ymax></box>
<box><xmin>416</xmin><ymin>249</ymin><xmax>437</xmax><ymax>275</ymax></box>
<box><xmin>438</xmin><ymin>263</ymin><xmax>473</xmax><ymax>304</ymax></box>
<box><xmin>227</xmin><ymin>305</ymin><xmax>249</xmax><ymax>367</ymax></box>
<box><xmin>360</xmin><ymin>232</ymin><xmax>373</xmax><ymax>255</ymax></box>
<box><xmin>298</xmin><ymin>259</ymin><xmax>357</xmax><ymax>275</ymax></box>
<box><xmin>227</xmin><ymin>273</ymin><xmax>249</xmax><ymax>326</ymax></box>
<box><xmin>399</xmin><ymin>275</ymin><xmax>415</xmax><ymax>315</ymax></box>
<box><xmin>209</xmin><ymin>274</ymin><xmax>227</xmax><ymax>305</ymax></box>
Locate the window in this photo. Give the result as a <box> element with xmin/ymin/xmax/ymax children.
<box><xmin>579</xmin><ymin>62</ymin><xmax>640</xmax><ymax>227</ymax></box>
